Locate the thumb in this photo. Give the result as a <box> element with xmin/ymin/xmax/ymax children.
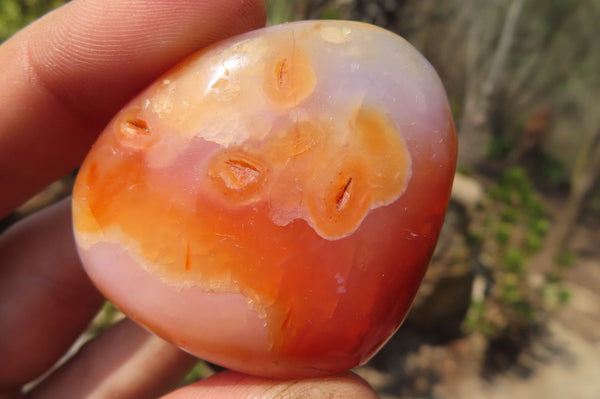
<box><xmin>161</xmin><ymin>370</ymin><xmax>379</xmax><ymax>399</ymax></box>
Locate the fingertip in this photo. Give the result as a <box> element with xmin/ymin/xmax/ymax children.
<box><xmin>0</xmin><ymin>0</ymin><xmax>266</xmax><ymax>216</ymax></box>
<box><xmin>0</xmin><ymin>199</ymin><xmax>104</xmax><ymax>386</ymax></box>
<box><xmin>162</xmin><ymin>370</ymin><xmax>379</xmax><ymax>399</ymax></box>
<box><xmin>26</xmin><ymin>0</ymin><xmax>267</xmax><ymax>120</ymax></box>
<box><xmin>26</xmin><ymin>319</ymin><xmax>198</xmax><ymax>399</ymax></box>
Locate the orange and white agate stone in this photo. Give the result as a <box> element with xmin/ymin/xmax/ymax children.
<box><xmin>72</xmin><ymin>20</ymin><xmax>457</xmax><ymax>378</ymax></box>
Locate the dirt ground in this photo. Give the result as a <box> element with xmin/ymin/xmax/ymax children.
<box><xmin>357</xmin><ymin>215</ymin><xmax>600</xmax><ymax>399</ymax></box>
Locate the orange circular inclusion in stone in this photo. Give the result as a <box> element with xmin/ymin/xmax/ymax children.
<box><xmin>263</xmin><ymin>45</ymin><xmax>317</xmax><ymax>108</ymax></box>
<box><xmin>73</xmin><ymin>20</ymin><xmax>457</xmax><ymax>378</ymax></box>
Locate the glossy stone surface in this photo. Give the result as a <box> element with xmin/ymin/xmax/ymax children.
<box><xmin>73</xmin><ymin>20</ymin><xmax>457</xmax><ymax>378</ymax></box>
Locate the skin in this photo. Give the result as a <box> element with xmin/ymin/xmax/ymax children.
<box><xmin>0</xmin><ymin>1</ymin><xmax>379</xmax><ymax>398</ymax></box>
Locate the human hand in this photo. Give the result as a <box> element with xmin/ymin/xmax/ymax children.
<box><xmin>0</xmin><ymin>1</ymin><xmax>378</xmax><ymax>398</ymax></box>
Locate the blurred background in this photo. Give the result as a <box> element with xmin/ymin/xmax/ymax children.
<box><xmin>2</xmin><ymin>0</ymin><xmax>599</xmax><ymax>398</ymax></box>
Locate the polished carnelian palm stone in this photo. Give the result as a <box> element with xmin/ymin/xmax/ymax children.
<box><xmin>72</xmin><ymin>20</ymin><xmax>457</xmax><ymax>378</ymax></box>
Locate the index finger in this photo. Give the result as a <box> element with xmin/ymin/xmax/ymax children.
<box><xmin>0</xmin><ymin>0</ymin><xmax>266</xmax><ymax>218</ymax></box>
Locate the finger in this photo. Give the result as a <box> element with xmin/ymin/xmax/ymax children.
<box><xmin>162</xmin><ymin>370</ymin><xmax>380</xmax><ymax>399</ymax></box>
<box><xmin>25</xmin><ymin>319</ymin><xmax>197</xmax><ymax>399</ymax></box>
<box><xmin>0</xmin><ymin>0</ymin><xmax>266</xmax><ymax>217</ymax></box>
<box><xmin>0</xmin><ymin>198</ymin><xmax>104</xmax><ymax>388</ymax></box>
